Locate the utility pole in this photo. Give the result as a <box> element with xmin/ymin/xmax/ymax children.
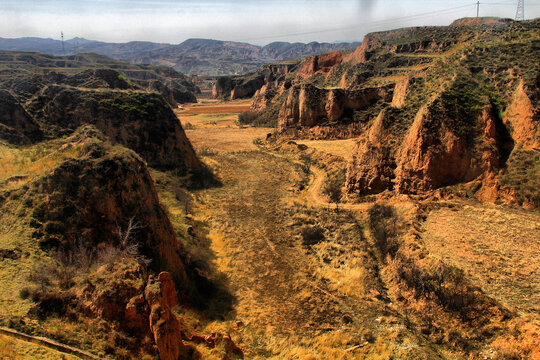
<box><xmin>61</xmin><ymin>31</ymin><xmax>65</xmax><ymax>55</ymax></box>
<box><xmin>516</xmin><ymin>0</ymin><xmax>524</xmax><ymax>20</ymax></box>
<box><xmin>476</xmin><ymin>1</ymin><xmax>480</xmax><ymax>17</ymax></box>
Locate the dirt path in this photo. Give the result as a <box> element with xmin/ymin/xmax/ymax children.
<box><xmin>306</xmin><ymin>166</ymin><xmax>371</xmax><ymax>212</ymax></box>
<box><xmin>0</xmin><ymin>327</ymin><xmax>101</xmax><ymax>359</ymax></box>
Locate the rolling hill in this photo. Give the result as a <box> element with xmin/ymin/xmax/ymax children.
<box><xmin>0</xmin><ymin>36</ymin><xmax>360</xmax><ymax>75</ymax></box>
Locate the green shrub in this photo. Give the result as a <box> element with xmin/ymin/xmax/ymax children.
<box><xmin>237</xmin><ymin>111</ymin><xmax>259</xmax><ymax>126</ymax></box>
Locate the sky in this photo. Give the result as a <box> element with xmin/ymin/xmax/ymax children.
<box><xmin>1</xmin><ymin>0</ymin><xmax>539</xmax><ymax>45</ymax></box>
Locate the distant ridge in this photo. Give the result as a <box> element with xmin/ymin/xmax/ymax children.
<box><xmin>0</xmin><ymin>37</ymin><xmax>360</xmax><ymax>75</ymax></box>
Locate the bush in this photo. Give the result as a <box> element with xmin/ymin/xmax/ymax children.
<box><xmin>237</xmin><ymin>111</ymin><xmax>259</xmax><ymax>126</ymax></box>
<box><xmin>301</xmin><ymin>226</ymin><xmax>325</xmax><ymax>246</ymax></box>
<box><xmin>323</xmin><ymin>179</ymin><xmax>343</xmax><ymax>210</ymax></box>
<box><xmin>391</xmin><ymin>254</ymin><xmax>483</xmax><ymax>317</ymax></box>
<box><xmin>368</xmin><ymin>203</ymin><xmax>399</xmax><ymax>257</ymax></box>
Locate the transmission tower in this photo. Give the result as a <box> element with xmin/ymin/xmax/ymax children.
<box><xmin>61</xmin><ymin>31</ymin><xmax>65</xmax><ymax>55</ymax></box>
<box><xmin>516</xmin><ymin>0</ymin><xmax>524</xmax><ymax>20</ymax></box>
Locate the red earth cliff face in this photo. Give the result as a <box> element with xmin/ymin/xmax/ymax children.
<box><xmin>145</xmin><ymin>272</ymin><xmax>191</xmax><ymax>360</ymax></box>
<box><xmin>346</xmin><ymin>110</ymin><xmax>396</xmax><ymax>195</ymax></box>
<box><xmin>395</xmin><ymin>104</ymin><xmax>498</xmax><ymax>193</ymax></box>
<box><xmin>504</xmin><ymin>80</ymin><xmax>539</xmax><ymax>150</ymax></box>
<box><xmin>277</xmin><ymin>83</ymin><xmax>394</xmax><ymax>134</ymax></box>
<box><xmin>297</xmin><ymin>51</ymin><xmax>343</xmax><ymax>78</ymax></box>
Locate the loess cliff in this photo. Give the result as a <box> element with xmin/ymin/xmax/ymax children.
<box><xmin>244</xmin><ymin>17</ymin><xmax>540</xmax><ymax>207</ymax></box>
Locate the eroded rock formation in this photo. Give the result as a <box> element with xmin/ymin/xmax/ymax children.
<box><xmin>26</xmin><ymin>85</ymin><xmax>200</xmax><ymax>171</ymax></box>
<box><xmin>504</xmin><ymin>80</ymin><xmax>539</xmax><ymax>150</ymax></box>
<box><xmin>277</xmin><ymin>83</ymin><xmax>394</xmax><ymax>135</ymax></box>
<box><xmin>145</xmin><ymin>272</ymin><xmax>191</xmax><ymax>360</ymax></box>
<box><xmin>346</xmin><ymin>110</ymin><xmax>396</xmax><ymax>194</ymax></box>
<box><xmin>394</xmin><ymin>104</ymin><xmax>498</xmax><ymax>193</ymax></box>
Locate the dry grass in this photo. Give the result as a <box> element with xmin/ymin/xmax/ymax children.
<box><xmin>0</xmin><ymin>141</ymin><xmax>80</xmax><ymax>190</ymax></box>
<box><xmin>175</xmin><ymin>97</ymin><xmax>273</xmax><ymax>153</ymax></box>
<box><xmin>0</xmin><ymin>334</ymin><xmax>79</xmax><ymax>360</ymax></box>
<box><xmin>366</xmin><ymin>75</ymin><xmax>409</xmax><ymax>87</ymax></box>
<box><xmin>186</xmin><ymin>128</ymin><xmax>272</xmax><ymax>154</ymax></box>
<box><xmin>175</xmin><ymin>99</ymin><xmax>252</xmax><ymax>128</ymax></box>
<box><xmin>180</xmin><ymin>113</ymin><xmax>239</xmax><ymax>128</ymax></box>
<box><xmin>178</xmin><ymin>99</ymin><xmax>252</xmax><ymax>114</ymax></box>
<box><xmin>185</xmin><ymin>150</ymin><xmax>443</xmax><ymax>359</ymax></box>
<box><xmin>422</xmin><ymin>202</ymin><xmax>540</xmax><ymax>320</ymax></box>
<box><xmin>295</xmin><ymin>139</ymin><xmax>356</xmax><ymax>160</ymax></box>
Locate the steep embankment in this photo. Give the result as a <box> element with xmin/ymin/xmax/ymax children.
<box><xmin>239</xmin><ymin>17</ymin><xmax>540</xmax><ymax>207</ymax></box>
<box><xmin>25</xmin><ymin>85</ymin><xmax>199</xmax><ymax>171</ymax></box>
<box><xmin>0</xmin><ymin>127</ymin><xmax>188</xmax><ymax>358</ymax></box>
<box><xmin>0</xmin><ymin>89</ymin><xmax>42</xmax><ymax>144</ymax></box>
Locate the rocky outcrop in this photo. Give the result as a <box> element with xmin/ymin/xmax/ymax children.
<box><xmin>278</xmin><ymin>83</ymin><xmax>394</xmax><ymax>134</ymax></box>
<box><xmin>80</xmin><ymin>259</ymin><xmax>150</xmax><ymax>333</ymax></box>
<box><xmin>145</xmin><ymin>272</ymin><xmax>191</xmax><ymax>360</ymax></box>
<box><xmin>29</xmin><ymin>127</ymin><xmax>188</xmax><ymax>283</ymax></box>
<box><xmin>78</xmin><ymin>259</ymin><xmax>193</xmax><ymax>358</ymax></box>
<box><xmin>0</xmin><ymin>89</ymin><xmax>42</xmax><ymax>144</ymax></box>
<box><xmin>391</xmin><ymin>77</ymin><xmax>409</xmax><ymax>108</ymax></box>
<box><xmin>395</xmin><ymin>104</ymin><xmax>498</xmax><ymax>193</ymax></box>
<box><xmin>230</xmin><ymin>76</ymin><xmax>266</xmax><ymax>100</ymax></box>
<box><xmin>213</xmin><ymin>63</ymin><xmax>296</xmax><ymax>100</ymax></box>
<box><xmin>345</xmin><ymin>35</ymin><xmax>381</xmax><ymax>63</ymax></box>
<box><xmin>149</xmin><ymin>79</ymin><xmax>197</xmax><ymax>106</ymax></box>
<box><xmin>297</xmin><ymin>51</ymin><xmax>343</xmax><ymax>78</ymax></box>
<box><xmin>346</xmin><ymin>110</ymin><xmax>396</xmax><ymax>194</ymax></box>
<box><xmin>26</xmin><ymin>85</ymin><xmax>200</xmax><ymax>171</ymax></box>
<box><xmin>504</xmin><ymin>80</ymin><xmax>539</xmax><ymax>150</ymax></box>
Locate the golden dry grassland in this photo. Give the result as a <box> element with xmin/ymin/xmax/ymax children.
<box><xmin>422</xmin><ymin>202</ymin><xmax>540</xmax><ymax>320</ymax></box>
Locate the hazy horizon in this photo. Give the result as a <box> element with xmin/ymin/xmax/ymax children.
<box><xmin>2</xmin><ymin>0</ymin><xmax>540</xmax><ymax>46</ymax></box>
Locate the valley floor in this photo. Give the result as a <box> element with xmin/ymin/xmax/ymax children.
<box><xmin>190</xmin><ymin>151</ymin><xmax>409</xmax><ymax>359</ymax></box>
<box><xmin>179</xmin><ymin>99</ymin><xmax>539</xmax><ymax>359</ymax></box>
<box><xmin>1</xmin><ymin>99</ymin><xmax>538</xmax><ymax>359</ymax></box>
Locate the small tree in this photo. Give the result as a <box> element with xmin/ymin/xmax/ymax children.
<box><xmin>323</xmin><ymin>180</ymin><xmax>343</xmax><ymax>211</ymax></box>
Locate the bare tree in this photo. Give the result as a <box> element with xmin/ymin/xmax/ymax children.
<box><xmin>115</xmin><ymin>216</ymin><xmax>150</xmax><ymax>265</ymax></box>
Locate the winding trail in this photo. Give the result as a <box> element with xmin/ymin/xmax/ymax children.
<box><xmin>0</xmin><ymin>326</ymin><xmax>102</xmax><ymax>359</ymax></box>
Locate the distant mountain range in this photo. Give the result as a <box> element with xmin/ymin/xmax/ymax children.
<box><xmin>0</xmin><ymin>37</ymin><xmax>360</xmax><ymax>75</ymax></box>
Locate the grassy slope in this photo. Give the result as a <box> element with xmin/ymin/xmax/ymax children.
<box><xmin>422</xmin><ymin>202</ymin><xmax>540</xmax><ymax>320</ymax></box>
<box><xmin>0</xmin><ymin>136</ymin><xmax>155</xmax><ymax>359</ymax></box>
<box><xmin>0</xmin><ymin>140</ymin><xmax>83</xmax><ymax>323</ymax></box>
